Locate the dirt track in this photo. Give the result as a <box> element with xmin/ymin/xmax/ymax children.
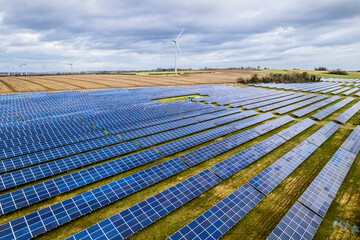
<box><xmin>0</xmin><ymin>70</ymin><xmax>267</xmax><ymax>94</ymax></box>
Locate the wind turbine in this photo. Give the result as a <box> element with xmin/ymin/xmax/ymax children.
<box><xmin>169</xmin><ymin>29</ymin><xmax>184</xmax><ymax>76</ymax></box>
<box><xmin>23</xmin><ymin>64</ymin><xmax>27</xmax><ymax>75</ymax></box>
<box><xmin>18</xmin><ymin>64</ymin><xmax>24</xmax><ymax>75</ymax></box>
<box><xmin>67</xmin><ymin>63</ymin><xmax>73</xmax><ymax>73</ymax></box>
<box><xmin>5</xmin><ymin>66</ymin><xmax>10</xmax><ymax>76</ymax></box>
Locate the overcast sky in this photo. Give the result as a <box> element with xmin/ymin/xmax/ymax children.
<box><xmin>1</xmin><ymin>0</ymin><xmax>360</xmax><ymax>72</ymax></box>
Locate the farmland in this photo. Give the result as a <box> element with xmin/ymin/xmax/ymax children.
<box><xmin>0</xmin><ymin>70</ymin><xmax>267</xmax><ymax>94</ymax></box>
<box><xmin>0</xmin><ymin>79</ymin><xmax>359</xmax><ymax>240</ymax></box>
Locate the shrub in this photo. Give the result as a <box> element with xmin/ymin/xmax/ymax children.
<box><xmin>327</xmin><ymin>69</ymin><xmax>348</xmax><ymax>75</ymax></box>
<box><xmin>314</xmin><ymin>66</ymin><xmax>328</xmax><ymax>71</ymax></box>
<box><xmin>237</xmin><ymin>72</ymin><xmax>321</xmax><ymax>84</ymax></box>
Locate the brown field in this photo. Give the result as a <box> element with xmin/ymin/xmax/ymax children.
<box><xmin>0</xmin><ymin>70</ymin><xmax>267</xmax><ymax>94</ymax></box>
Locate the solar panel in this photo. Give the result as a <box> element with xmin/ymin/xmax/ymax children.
<box><xmin>243</xmin><ymin>93</ymin><xmax>302</xmax><ymax>110</ymax></box>
<box><xmin>0</xmin><ymin>135</ymin><xmax>123</xmax><ymax>173</ymax></box>
<box><xmin>267</xmin><ymin>202</ymin><xmax>322</xmax><ymax>240</ymax></box>
<box><xmin>210</xmin><ymin>135</ymin><xmax>286</xmax><ymax>179</ymax></box>
<box><xmin>335</xmin><ymin>100</ymin><xmax>360</xmax><ymax>123</ymax></box>
<box><xmin>180</xmin><ymin>129</ymin><xmax>260</xmax><ymax>167</ymax></box>
<box><xmin>249</xmin><ymin>141</ymin><xmax>318</xmax><ymax>195</ymax></box>
<box><xmin>67</xmin><ymin>170</ymin><xmax>221</xmax><ymax>240</ymax></box>
<box><xmin>211</xmin><ymin>110</ymin><xmax>257</xmax><ymax>125</ymax></box>
<box><xmin>168</xmin><ymin>184</ymin><xmax>264</xmax><ymax>240</ymax></box>
<box><xmin>231</xmin><ymin>112</ymin><xmax>275</xmax><ymax>130</ymax></box>
<box><xmin>194</xmin><ymin>108</ymin><xmax>241</xmax><ymax>121</ymax></box>
<box><xmin>343</xmin><ymin>87</ymin><xmax>359</xmax><ymax>95</ymax></box>
<box><xmin>0</xmin><ymin>158</ymin><xmax>188</xmax><ymax>238</ymax></box>
<box><xmin>306</xmin><ymin>121</ymin><xmax>340</xmax><ymax>147</ymax></box>
<box><xmin>298</xmin><ymin>148</ymin><xmax>356</xmax><ymax>217</ymax></box>
<box><xmin>0</xmin><ymin>141</ymin><xmax>140</xmax><ymax>190</ymax></box>
<box><xmin>211</xmin><ymin>118</ymin><xmax>312</xmax><ymax>180</ymax></box>
<box><xmin>292</xmin><ymin>96</ymin><xmax>341</xmax><ymax>117</ymax></box>
<box><xmin>259</xmin><ymin>94</ymin><xmax>316</xmax><ymax>112</ymax></box>
<box><xmin>312</xmin><ymin>97</ymin><xmax>354</xmax><ymax>120</ymax></box>
<box><xmin>275</xmin><ymin>95</ymin><xmax>328</xmax><ymax>114</ymax></box>
<box><xmin>0</xmin><ymin>149</ymin><xmax>162</xmax><ymax>215</ymax></box>
<box><xmin>136</xmin><ymin>121</ymin><xmax>216</xmax><ymax>148</ymax></box>
<box><xmin>331</xmin><ymin>87</ymin><xmax>350</xmax><ymax>94</ymax></box>
<box><xmin>252</xmin><ymin>115</ymin><xmax>294</xmax><ymax>134</ymax></box>
<box><xmin>340</xmin><ymin>125</ymin><xmax>360</xmax><ymax>154</ymax></box>
<box><xmin>277</xmin><ymin>118</ymin><xmax>315</xmax><ymax>140</ymax></box>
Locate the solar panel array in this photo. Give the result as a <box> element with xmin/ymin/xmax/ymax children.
<box><xmin>335</xmin><ymin>100</ymin><xmax>360</xmax><ymax>123</ymax></box>
<box><xmin>249</xmin><ymin>121</ymin><xmax>339</xmax><ymax>195</ymax></box>
<box><xmin>268</xmin><ymin>126</ymin><xmax>360</xmax><ymax>240</ymax></box>
<box><xmin>1</xmin><ymin>83</ymin><xmax>359</xmax><ymax>240</ymax></box>
<box><xmin>67</xmin><ymin>170</ymin><xmax>221</xmax><ymax>240</ymax></box>
<box><xmin>180</xmin><ymin>115</ymin><xmax>293</xmax><ymax>167</ymax></box>
<box><xmin>210</xmin><ymin>118</ymin><xmax>314</xmax><ymax>180</ymax></box>
<box><xmin>0</xmin><ymin>158</ymin><xmax>188</xmax><ymax>239</ymax></box>
<box><xmin>167</xmin><ymin>184</ymin><xmax>264</xmax><ymax>240</ymax></box>
<box><xmin>275</xmin><ymin>95</ymin><xmax>329</xmax><ymax>114</ymax></box>
<box><xmin>292</xmin><ymin>96</ymin><xmax>341</xmax><ymax>117</ymax></box>
<box><xmin>312</xmin><ymin>97</ymin><xmax>354</xmax><ymax>120</ymax></box>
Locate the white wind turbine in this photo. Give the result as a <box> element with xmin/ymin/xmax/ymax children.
<box><xmin>169</xmin><ymin>29</ymin><xmax>184</xmax><ymax>76</ymax></box>
<box><xmin>67</xmin><ymin>63</ymin><xmax>74</xmax><ymax>73</ymax></box>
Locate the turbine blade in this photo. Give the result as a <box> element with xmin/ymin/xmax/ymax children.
<box><xmin>175</xmin><ymin>29</ymin><xmax>184</xmax><ymax>40</ymax></box>
<box><xmin>176</xmin><ymin>42</ymin><xmax>182</xmax><ymax>55</ymax></box>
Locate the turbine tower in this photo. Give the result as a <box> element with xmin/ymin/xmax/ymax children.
<box><xmin>18</xmin><ymin>64</ymin><xmax>24</xmax><ymax>75</ymax></box>
<box><xmin>67</xmin><ymin>63</ymin><xmax>73</xmax><ymax>73</ymax></box>
<box><xmin>169</xmin><ymin>29</ymin><xmax>184</xmax><ymax>76</ymax></box>
<box><xmin>5</xmin><ymin>66</ymin><xmax>10</xmax><ymax>76</ymax></box>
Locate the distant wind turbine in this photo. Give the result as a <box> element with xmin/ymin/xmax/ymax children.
<box><xmin>18</xmin><ymin>64</ymin><xmax>24</xmax><ymax>75</ymax></box>
<box><xmin>5</xmin><ymin>66</ymin><xmax>10</xmax><ymax>76</ymax></box>
<box><xmin>67</xmin><ymin>63</ymin><xmax>74</xmax><ymax>73</ymax></box>
<box><xmin>169</xmin><ymin>29</ymin><xmax>184</xmax><ymax>76</ymax></box>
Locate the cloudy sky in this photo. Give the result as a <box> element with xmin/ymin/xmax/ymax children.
<box><xmin>1</xmin><ymin>0</ymin><xmax>360</xmax><ymax>72</ymax></box>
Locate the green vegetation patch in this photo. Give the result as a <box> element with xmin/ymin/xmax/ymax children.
<box><xmin>153</xmin><ymin>94</ymin><xmax>208</xmax><ymax>103</ymax></box>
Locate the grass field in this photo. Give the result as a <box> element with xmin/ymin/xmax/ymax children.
<box><xmin>262</xmin><ymin>69</ymin><xmax>360</xmax><ymax>80</ymax></box>
<box><xmin>0</xmin><ymin>82</ymin><xmax>359</xmax><ymax>240</ymax></box>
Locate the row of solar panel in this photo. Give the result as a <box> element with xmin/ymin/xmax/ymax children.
<box><xmin>268</xmin><ymin>126</ymin><xmax>360</xmax><ymax>240</ymax></box>
<box><xmin>67</xmin><ymin>118</ymin><xmax>317</xmax><ymax>240</ymax></box>
<box><xmin>169</xmin><ymin>121</ymin><xmax>340</xmax><ymax>240</ymax></box>
<box><xmin>0</xmin><ymin>111</ymin><xmax>272</xmax><ymax>214</ymax></box>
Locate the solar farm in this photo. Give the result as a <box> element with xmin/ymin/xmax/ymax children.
<box><xmin>0</xmin><ymin>79</ymin><xmax>359</xmax><ymax>240</ymax></box>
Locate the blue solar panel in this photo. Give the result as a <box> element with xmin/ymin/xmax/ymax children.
<box><xmin>335</xmin><ymin>100</ymin><xmax>360</xmax><ymax>123</ymax></box>
<box><xmin>252</xmin><ymin>115</ymin><xmax>294</xmax><ymax>134</ymax></box>
<box><xmin>243</xmin><ymin>93</ymin><xmax>302</xmax><ymax>109</ymax></box>
<box><xmin>0</xmin><ymin>130</ymin><xmax>108</xmax><ymax>160</ymax></box>
<box><xmin>267</xmin><ymin>202</ymin><xmax>322</xmax><ymax>240</ymax></box>
<box><xmin>277</xmin><ymin>118</ymin><xmax>315</xmax><ymax>140</ymax></box>
<box><xmin>0</xmin><ymin>158</ymin><xmax>188</xmax><ymax>238</ymax></box>
<box><xmin>306</xmin><ymin>121</ymin><xmax>340</xmax><ymax>147</ymax></box>
<box><xmin>259</xmin><ymin>94</ymin><xmax>316</xmax><ymax>112</ymax></box>
<box><xmin>136</xmin><ymin>121</ymin><xmax>216</xmax><ymax>148</ymax></box>
<box><xmin>292</xmin><ymin>96</ymin><xmax>341</xmax><ymax>117</ymax></box>
<box><xmin>275</xmin><ymin>95</ymin><xmax>328</xmax><ymax>114</ymax></box>
<box><xmin>67</xmin><ymin>170</ymin><xmax>221</xmax><ymax>240</ymax></box>
<box><xmin>299</xmin><ymin>148</ymin><xmax>356</xmax><ymax>217</ymax></box>
<box><xmin>0</xmin><ymin>141</ymin><xmax>140</xmax><ymax>190</ymax></box>
<box><xmin>168</xmin><ymin>184</ymin><xmax>264</xmax><ymax>240</ymax></box>
<box><xmin>0</xmin><ymin>135</ymin><xmax>122</xmax><ymax>173</ymax></box>
<box><xmin>312</xmin><ymin>97</ymin><xmax>354</xmax><ymax>120</ymax></box>
<box><xmin>231</xmin><ymin>112</ymin><xmax>275</xmax><ymax>130</ymax></box>
<box><xmin>0</xmin><ymin>149</ymin><xmax>162</xmax><ymax>215</ymax></box>
<box><xmin>340</xmin><ymin>125</ymin><xmax>360</xmax><ymax>154</ymax></box>
<box><xmin>211</xmin><ymin>135</ymin><xmax>286</xmax><ymax>179</ymax></box>
<box><xmin>249</xmin><ymin>140</ymin><xmax>317</xmax><ymax>195</ymax></box>
<box><xmin>181</xmin><ymin>129</ymin><xmax>259</xmax><ymax>167</ymax></box>
<box><xmin>211</xmin><ymin>111</ymin><xmax>257</xmax><ymax>125</ymax></box>
<box><xmin>156</xmin><ymin>125</ymin><xmax>236</xmax><ymax>156</ymax></box>
<box><xmin>194</xmin><ymin>108</ymin><xmax>241</xmax><ymax>121</ymax></box>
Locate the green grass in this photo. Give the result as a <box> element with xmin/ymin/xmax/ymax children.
<box><xmin>153</xmin><ymin>94</ymin><xmax>208</xmax><ymax>103</ymax></box>
<box><xmin>1</xmin><ymin>90</ymin><xmax>359</xmax><ymax>240</ymax></box>
<box><xmin>262</xmin><ymin>69</ymin><xmax>360</xmax><ymax>80</ymax></box>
